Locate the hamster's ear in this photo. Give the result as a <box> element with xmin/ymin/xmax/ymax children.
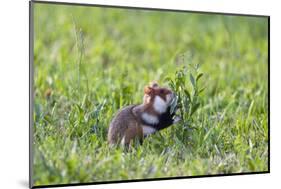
<box><xmin>144</xmin><ymin>86</ymin><xmax>154</xmax><ymax>95</ymax></box>
<box><xmin>149</xmin><ymin>81</ymin><xmax>159</xmax><ymax>88</ymax></box>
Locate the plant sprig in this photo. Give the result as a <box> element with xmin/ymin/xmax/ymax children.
<box><xmin>165</xmin><ymin>63</ymin><xmax>205</xmax><ymax>125</ymax></box>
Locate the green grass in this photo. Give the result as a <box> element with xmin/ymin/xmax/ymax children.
<box><xmin>32</xmin><ymin>3</ymin><xmax>268</xmax><ymax>186</ymax></box>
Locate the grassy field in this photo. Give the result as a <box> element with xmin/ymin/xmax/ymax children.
<box><xmin>32</xmin><ymin>2</ymin><xmax>269</xmax><ymax>186</ymax></box>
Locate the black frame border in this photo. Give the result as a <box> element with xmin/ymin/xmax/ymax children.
<box><xmin>29</xmin><ymin>1</ymin><xmax>270</xmax><ymax>188</ymax></box>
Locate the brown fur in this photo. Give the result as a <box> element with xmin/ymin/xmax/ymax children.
<box><xmin>123</xmin><ymin>122</ymin><xmax>143</xmax><ymax>145</ymax></box>
<box><xmin>108</xmin><ymin>105</ymin><xmax>143</xmax><ymax>146</ymax></box>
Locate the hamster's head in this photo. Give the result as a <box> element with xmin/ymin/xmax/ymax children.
<box><xmin>143</xmin><ymin>81</ymin><xmax>175</xmax><ymax>114</ymax></box>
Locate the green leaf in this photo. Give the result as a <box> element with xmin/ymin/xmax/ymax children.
<box><xmin>203</xmin><ymin>126</ymin><xmax>214</xmax><ymax>142</ymax></box>
<box><xmin>170</xmin><ymin>96</ymin><xmax>178</xmax><ymax>114</ymax></box>
<box><xmin>184</xmin><ymin>89</ymin><xmax>191</xmax><ymax>101</ymax></box>
<box><xmin>167</xmin><ymin>80</ymin><xmax>175</xmax><ymax>90</ymax></box>
<box><xmin>196</xmin><ymin>73</ymin><xmax>203</xmax><ymax>82</ymax></box>
<box><xmin>198</xmin><ymin>87</ymin><xmax>205</xmax><ymax>94</ymax></box>
<box><xmin>190</xmin><ymin>73</ymin><xmax>196</xmax><ymax>89</ymax></box>
<box><xmin>164</xmin><ymin>76</ymin><xmax>172</xmax><ymax>82</ymax></box>
<box><xmin>190</xmin><ymin>103</ymin><xmax>200</xmax><ymax>117</ymax></box>
<box><xmin>183</xmin><ymin>97</ymin><xmax>190</xmax><ymax>112</ymax></box>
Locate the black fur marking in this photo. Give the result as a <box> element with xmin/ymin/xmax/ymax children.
<box><xmin>140</xmin><ymin>107</ymin><xmax>176</xmax><ymax>131</ymax></box>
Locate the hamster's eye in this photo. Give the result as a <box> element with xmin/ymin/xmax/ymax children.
<box><xmin>159</xmin><ymin>89</ymin><xmax>164</xmax><ymax>94</ymax></box>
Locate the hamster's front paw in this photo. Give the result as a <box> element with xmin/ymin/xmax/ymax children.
<box><xmin>173</xmin><ymin>116</ymin><xmax>181</xmax><ymax>124</ymax></box>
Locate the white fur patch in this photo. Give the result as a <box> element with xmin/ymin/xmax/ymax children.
<box><xmin>142</xmin><ymin>125</ymin><xmax>156</xmax><ymax>136</ymax></box>
<box><xmin>153</xmin><ymin>96</ymin><xmax>168</xmax><ymax>113</ymax></box>
<box><xmin>121</xmin><ymin>136</ymin><xmax>126</xmax><ymax>145</ymax></box>
<box><xmin>142</xmin><ymin>112</ymin><xmax>159</xmax><ymax>125</ymax></box>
